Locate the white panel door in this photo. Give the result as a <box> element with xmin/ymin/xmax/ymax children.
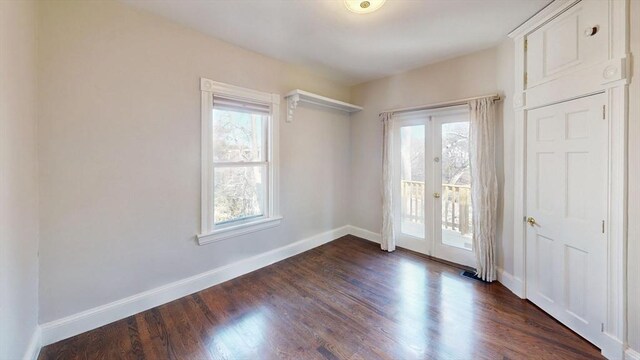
<box><xmin>525</xmin><ymin>94</ymin><xmax>607</xmax><ymax>347</ymax></box>
<box><xmin>526</xmin><ymin>0</ymin><xmax>608</xmax><ymax>88</ymax></box>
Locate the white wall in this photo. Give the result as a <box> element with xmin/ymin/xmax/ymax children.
<box><xmin>626</xmin><ymin>0</ymin><xmax>640</xmax><ymax>353</ymax></box>
<box><xmin>37</xmin><ymin>0</ymin><xmax>351</xmax><ymax>323</ymax></box>
<box><xmin>348</xmin><ymin>48</ymin><xmax>510</xmax><ymax>262</ymax></box>
<box><xmin>0</xmin><ymin>1</ymin><xmax>41</xmax><ymax>358</ymax></box>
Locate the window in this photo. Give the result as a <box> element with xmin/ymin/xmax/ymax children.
<box><xmin>198</xmin><ymin>78</ymin><xmax>281</xmax><ymax>245</ymax></box>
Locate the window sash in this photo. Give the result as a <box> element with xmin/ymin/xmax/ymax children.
<box><xmin>212</xmin><ymin>109</ymin><xmax>269</xmax><ymax>163</ymax></box>
<box><xmin>199</xmin><ymin>78</ymin><xmax>280</xmax><ymax>244</ymax></box>
<box><xmin>212</xmin><ymin>163</ymin><xmax>270</xmax><ymax>227</ymax></box>
<box><xmin>212</xmin><ymin>161</ymin><xmax>268</xmax><ymax>167</ymax></box>
<box><xmin>211</xmin><ymin>95</ymin><xmax>272</xmax><ymax>229</ymax></box>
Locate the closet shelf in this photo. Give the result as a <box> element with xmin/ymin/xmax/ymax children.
<box><xmin>284</xmin><ymin>89</ymin><xmax>363</xmax><ymax>122</ymax></box>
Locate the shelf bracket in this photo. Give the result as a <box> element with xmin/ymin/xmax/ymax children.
<box><xmin>286</xmin><ymin>93</ymin><xmax>300</xmax><ymax>123</ymax></box>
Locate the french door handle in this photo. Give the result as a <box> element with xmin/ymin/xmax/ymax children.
<box><xmin>527</xmin><ymin>217</ymin><xmax>537</xmax><ymax>226</ymax></box>
<box><xmin>433</xmin><ymin>192</ymin><xmax>441</xmax><ymax>199</ymax></box>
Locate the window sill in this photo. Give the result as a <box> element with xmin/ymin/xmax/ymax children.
<box><xmin>197</xmin><ymin>216</ymin><xmax>283</xmax><ymax>246</ymax></box>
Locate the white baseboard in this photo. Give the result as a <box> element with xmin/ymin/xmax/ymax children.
<box><xmin>597</xmin><ymin>332</ymin><xmax>625</xmax><ymax>359</ymax></box>
<box><xmin>22</xmin><ymin>326</ymin><xmax>41</xmax><ymax>360</ymax></box>
<box><xmin>496</xmin><ymin>267</ymin><xmax>525</xmax><ymax>298</ymax></box>
<box><xmin>347</xmin><ymin>225</ymin><xmax>381</xmax><ymax>244</ymax></box>
<box><xmin>40</xmin><ymin>225</ymin><xmax>351</xmax><ymax>346</ymax></box>
<box><xmin>625</xmin><ymin>348</ymin><xmax>640</xmax><ymax>360</ymax></box>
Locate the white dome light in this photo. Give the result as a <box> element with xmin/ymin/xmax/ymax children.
<box><xmin>344</xmin><ymin>0</ymin><xmax>386</xmax><ymax>14</ymax></box>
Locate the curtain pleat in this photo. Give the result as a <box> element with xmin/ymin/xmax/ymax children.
<box><xmin>381</xmin><ymin>112</ymin><xmax>396</xmax><ymax>252</ymax></box>
<box><xmin>469</xmin><ymin>98</ymin><xmax>498</xmax><ymax>282</ymax></box>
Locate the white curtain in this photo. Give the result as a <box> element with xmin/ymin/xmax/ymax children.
<box><xmin>381</xmin><ymin>112</ymin><xmax>396</xmax><ymax>252</ymax></box>
<box><xmin>469</xmin><ymin>98</ymin><xmax>498</xmax><ymax>282</ymax></box>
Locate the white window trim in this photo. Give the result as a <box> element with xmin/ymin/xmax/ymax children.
<box><xmin>197</xmin><ymin>78</ymin><xmax>281</xmax><ymax>245</ymax></box>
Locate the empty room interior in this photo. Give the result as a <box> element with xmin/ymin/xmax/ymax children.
<box><xmin>2</xmin><ymin>0</ymin><xmax>640</xmax><ymax>359</ymax></box>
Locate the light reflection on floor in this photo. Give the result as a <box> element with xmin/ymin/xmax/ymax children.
<box><xmin>440</xmin><ymin>274</ymin><xmax>475</xmax><ymax>359</ymax></box>
<box><xmin>395</xmin><ymin>257</ymin><xmax>476</xmax><ymax>359</ymax></box>
<box><xmin>207</xmin><ymin>308</ymin><xmax>268</xmax><ymax>358</ymax></box>
<box><xmin>397</xmin><ymin>259</ymin><xmax>428</xmax><ymax>357</ymax></box>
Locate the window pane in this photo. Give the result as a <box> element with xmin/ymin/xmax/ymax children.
<box><xmin>214</xmin><ymin>166</ymin><xmax>266</xmax><ymax>225</ymax></box>
<box><xmin>400</xmin><ymin>125</ymin><xmax>425</xmax><ymax>238</ymax></box>
<box><xmin>213</xmin><ymin>109</ymin><xmax>267</xmax><ymax>162</ymax></box>
<box><xmin>440</xmin><ymin>121</ymin><xmax>473</xmax><ymax>250</ymax></box>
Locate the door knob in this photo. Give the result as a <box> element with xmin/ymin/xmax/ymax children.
<box><xmin>527</xmin><ymin>217</ymin><xmax>537</xmax><ymax>226</ymax></box>
<box><xmin>433</xmin><ymin>192</ymin><xmax>441</xmax><ymax>199</ymax></box>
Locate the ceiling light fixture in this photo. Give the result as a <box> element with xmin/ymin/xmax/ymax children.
<box><xmin>344</xmin><ymin>0</ymin><xmax>386</xmax><ymax>14</ymax></box>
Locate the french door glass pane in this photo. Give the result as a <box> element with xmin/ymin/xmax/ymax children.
<box><xmin>212</xmin><ymin>109</ymin><xmax>267</xmax><ymax>162</ymax></box>
<box><xmin>214</xmin><ymin>165</ymin><xmax>266</xmax><ymax>225</ymax></box>
<box><xmin>440</xmin><ymin>122</ymin><xmax>473</xmax><ymax>250</ymax></box>
<box><xmin>400</xmin><ymin>125</ymin><xmax>425</xmax><ymax>238</ymax></box>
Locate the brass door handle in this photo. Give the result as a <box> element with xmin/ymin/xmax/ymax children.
<box><xmin>433</xmin><ymin>193</ymin><xmax>441</xmax><ymax>199</ymax></box>
<box><xmin>527</xmin><ymin>217</ymin><xmax>537</xmax><ymax>226</ymax></box>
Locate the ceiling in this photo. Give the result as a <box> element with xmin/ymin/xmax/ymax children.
<box><xmin>121</xmin><ymin>0</ymin><xmax>550</xmax><ymax>85</ymax></box>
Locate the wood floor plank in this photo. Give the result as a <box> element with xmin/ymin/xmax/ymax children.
<box><xmin>40</xmin><ymin>236</ymin><xmax>603</xmax><ymax>360</ymax></box>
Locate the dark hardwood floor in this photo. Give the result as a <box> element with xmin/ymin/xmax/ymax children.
<box><xmin>39</xmin><ymin>236</ymin><xmax>602</xmax><ymax>360</ymax></box>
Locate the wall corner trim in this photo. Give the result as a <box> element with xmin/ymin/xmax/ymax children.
<box><xmin>39</xmin><ymin>225</ymin><xmax>351</xmax><ymax>346</ymax></box>
<box><xmin>22</xmin><ymin>326</ymin><xmax>41</xmax><ymax>360</ymax></box>
<box><xmin>496</xmin><ymin>268</ymin><xmax>525</xmax><ymax>299</ymax></box>
<box><xmin>346</xmin><ymin>225</ymin><xmax>381</xmax><ymax>244</ymax></box>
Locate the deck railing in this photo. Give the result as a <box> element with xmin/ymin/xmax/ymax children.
<box><xmin>401</xmin><ymin>180</ymin><xmax>425</xmax><ymax>224</ymax></box>
<box><xmin>401</xmin><ymin>181</ymin><xmax>472</xmax><ymax>235</ymax></box>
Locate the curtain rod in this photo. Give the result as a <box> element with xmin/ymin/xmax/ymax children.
<box><xmin>379</xmin><ymin>93</ymin><xmax>501</xmax><ymax>116</ymax></box>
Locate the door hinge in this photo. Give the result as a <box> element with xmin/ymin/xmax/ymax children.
<box><xmin>602</xmin><ymin>105</ymin><xmax>606</xmax><ymax>120</ymax></box>
<box><xmin>602</xmin><ymin>220</ymin><xmax>605</xmax><ymax>234</ymax></box>
<box><xmin>524</xmin><ymin>72</ymin><xmax>528</xmax><ymax>87</ymax></box>
<box><xmin>524</xmin><ymin>39</ymin><xmax>528</xmax><ymax>51</ymax></box>
<box><xmin>601</xmin><ymin>323</ymin><xmax>605</xmax><ymax>332</ymax></box>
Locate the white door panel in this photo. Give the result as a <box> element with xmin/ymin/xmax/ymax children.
<box><xmin>525</xmin><ymin>94</ymin><xmax>607</xmax><ymax>347</ymax></box>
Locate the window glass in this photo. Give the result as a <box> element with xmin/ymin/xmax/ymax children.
<box><xmin>212</xmin><ymin>109</ymin><xmax>267</xmax><ymax>163</ymax></box>
<box><xmin>213</xmin><ymin>165</ymin><xmax>266</xmax><ymax>225</ymax></box>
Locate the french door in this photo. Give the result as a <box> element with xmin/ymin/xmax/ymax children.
<box><xmin>392</xmin><ymin>107</ymin><xmax>476</xmax><ymax>268</ymax></box>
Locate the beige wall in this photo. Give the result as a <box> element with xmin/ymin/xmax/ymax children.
<box><xmin>627</xmin><ymin>0</ymin><xmax>640</xmax><ymax>352</ymax></box>
<box><xmin>349</xmin><ymin>47</ymin><xmax>513</xmax><ymax>267</ymax></box>
<box><xmin>0</xmin><ymin>0</ymin><xmax>40</xmax><ymax>358</ymax></box>
<box><xmin>37</xmin><ymin>0</ymin><xmax>352</xmax><ymax>322</ymax></box>
<box><xmin>495</xmin><ymin>39</ymin><xmax>516</xmax><ymax>274</ymax></box>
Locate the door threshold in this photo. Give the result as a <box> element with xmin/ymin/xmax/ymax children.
<box><xmin>393</xmin><ymin>244</ymin><xmax>475</xmax><ymax>273</ymax></box>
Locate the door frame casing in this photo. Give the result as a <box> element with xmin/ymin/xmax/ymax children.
<box><xmin>508</xmin><ymin>0</ymin><xmax>629</xmax><ymax>358</ymax></box>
